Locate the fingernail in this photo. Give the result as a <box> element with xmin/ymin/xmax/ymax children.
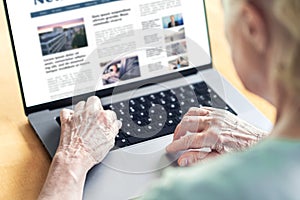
<box><xmin>179</xmin><ymin>158</ymin><xmax>188</xmax><ymax>167</ymax></box>
<box><xmin>165</xmin><ymin>145</ymin><xmax>171</xmax><ymax>152</ymax></box>
<box><xmin>118</xmin><ymin>120</ymin><xmax>122</xmax><ymax>129</ymax></box>
<box><xmin>166</xmin><ymin>142</ymin><xmax>174</xmax><ymax>149</ymax></box>
<box><xmin>187</xmin><ymin>157</ymin><xmax>194</xmax><ymax>165</ymax></box>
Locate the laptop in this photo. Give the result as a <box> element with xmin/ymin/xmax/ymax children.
<box><xmin>4</xmin><ymin>0</ymin><xmax>272</xmax><ymax>199</ymax></box>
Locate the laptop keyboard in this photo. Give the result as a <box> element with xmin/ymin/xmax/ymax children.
<box><xmin>56</xmin><ymin>81</ymin><xmax>236</xmax><ymax>149</ymax></box>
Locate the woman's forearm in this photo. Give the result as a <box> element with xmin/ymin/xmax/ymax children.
<box><xmin>38</xmin><ymin>97</ymin><xmax>121</xmax><ymax>199</ymax></box>
<box><xmin>38</xmin><ymin>150</ymin><xmax>93</xmax><ymax>200</ymax></box>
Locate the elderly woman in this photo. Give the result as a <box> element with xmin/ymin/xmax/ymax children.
<box><xmin>38</xmin><ymin>0</ymin><xmax>300</xmax><ymax>199</ymax></box>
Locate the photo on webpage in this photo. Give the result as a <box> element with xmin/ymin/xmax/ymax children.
<box><xmin>162</xmin><ymin>13</ymin><xmax>184</xmax><ymax>29</ymax></box>
<box><xmin>166</xmin><ymin>41</ymin><xmax>187</xmax><ymax>57</ymax></box>
<box><xmin>38</xmin><ymin>18</ymin><xmax>88</xmax><ymax>56</ymax></box>
<box><xmin>101</xmin><ymin>56</ymin><xmax>141</xmax><ymax>86</ymax></box>
<box><xmin>168</xmin><ymin>55</ymin><xmax>189</xmax><ymax>70</ymax></box>
<box><xmin>165</xmin><ymin>27</ymin><xmax>186</xmax><ymax>43</ymax></box>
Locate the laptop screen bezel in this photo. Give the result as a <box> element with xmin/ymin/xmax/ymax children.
<box><xmin>3</xmin><ymin>0</ymin><xmax>213</xmax><ymax>116</ymax></box>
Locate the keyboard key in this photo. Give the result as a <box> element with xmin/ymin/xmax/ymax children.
<box><xmin>56</xmin><ymin>81</ymin><xmax>237</xmax><ymax>149</ymax></box>
<box><xmin>127</xmin><ymin>136</ymin><xmax>147</xmax><ymax>145</ymax></box>
<box><xmin>115</xmin><ymin>139</ymin><xmax>130</xmax><ymax>148</ymax></box>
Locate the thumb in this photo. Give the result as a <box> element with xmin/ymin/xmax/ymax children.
<box><xmin>178</xmin><ymin>151</ymin><xmax>220</xmax><ymax>167</ymax></box>
<box><xmin>166</xmin><ymin>131</ymin><xmax>219</xmax><ymax>153</ymax></box>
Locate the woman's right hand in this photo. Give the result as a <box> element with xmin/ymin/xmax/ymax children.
<box><xmin>166</xmin><ymin>107</ymin><xmax>268</xmax><ymax>167</ymax></box>
<box><xmin>38</xmin><ymin>97</ymin><xmax>122</xmax><ymax>200</ymax></box>
<box><xmin>58</xmin><ymin>96</ymin><xmax>122</xmax><ymax>168</ymax></box>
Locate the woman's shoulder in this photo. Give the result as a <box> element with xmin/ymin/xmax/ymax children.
<box><xmin>192</xmin><ymin>139</ymin><xmax>300</xmax><ymax>181</ymax></box>
<box><xmin>142</xmin><ymin>139</ymin><xmax>300</xmax><ymax>200</ymax></box>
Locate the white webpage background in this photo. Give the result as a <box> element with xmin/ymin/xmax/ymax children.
<box><xmin>6</xmin><ymin>0</ymin><xmax>210</xmax><ymax>107</ymax></box>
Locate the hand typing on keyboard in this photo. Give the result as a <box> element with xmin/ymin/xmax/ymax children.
<box><xmin>38</xmin><ymin>96</ymin><xmax>122</xmax><ymax>200</ymax></box>
<box><xmin>103</xmin><ymin>82</ymin><xmax>237</xmax><ymax>148</ymax></box>
<box><xmin>166</xmin><ymin>107</ymin><xmax>269</xmax><ymax>167</ymax></box>
<box><xmin>58</xmin><ymin>96</ymin><xmax>122</xmax><ymax>164</ymax></box>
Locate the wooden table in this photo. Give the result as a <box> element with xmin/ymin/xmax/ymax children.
<box><xmin>0</xmin><ymin>0</ymin><xmax>276</xmax><ymax>199</ymax></box>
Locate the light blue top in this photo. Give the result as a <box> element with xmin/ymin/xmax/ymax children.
<box><xmin>141</xmin><ymin>139</ymin><xmax>300</xmax><ymax>200</ymax></box>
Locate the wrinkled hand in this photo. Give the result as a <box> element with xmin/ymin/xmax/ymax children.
<box><xmin>166</xmin><ymin>107</ymin><xmax>268</xmax><ymax>167</ymax></box>
<box><xmin>57</xmin><ymin>96</ymin><xmax>122</xmax><ymax>167</ymax></box>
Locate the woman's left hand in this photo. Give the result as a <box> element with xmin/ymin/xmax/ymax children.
<box><xmin>166</xmin><ymin>107</ymin><xmax>268</xmax><ymax>167</ymax></box>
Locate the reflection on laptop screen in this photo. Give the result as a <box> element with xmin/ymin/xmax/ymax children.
<box><xmin>6</xmin><ymin>0</ymin><xmax>211</xmax><ymax>107</ymax></box>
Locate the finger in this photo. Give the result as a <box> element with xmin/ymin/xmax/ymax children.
<box><xmin>73</xmin><ymin>101</ymin><xmax>86</xmax><ymax>126</ymax></box>
<box><xmin>60</xmin><ymin>109</ymin><xmax>74</xmax><ymax>122</ymax></box>
<box><xmin>184</xmin><ymin>107</ymin><xmax>210</xmax><ymax>117</ymax></box>
<box><xmin>74</xmin><ymin>101</ymin><xmax>86</xmax><ymax>112</ymax></box>
<box><xmin>96</xmin><ymin>111</ymin><xmax>118</xmax><ymax>127</ymax></box>
<box><xmin>104</xmin><ymin>110</ymin><xmax>118</xmax><ymax>122</ymax></box>
<box><xmin>174</xmin><ymin>107</ymin><xmax>210</xmax><ymax>141</ymax></box>
<box><xmin>113</xmin><ymin>120</ymin><xmax>122</xmax><ymax>134</ymax></box>
<box><xmin>200</xmin><ymin>106</ymin><xmax>216</xmax><ymax>111</ymax></box>
<box><xmin>202</xmin><ymin>107</ymin><xmax>229</xmax><ymax>116</ymax></box>
<box><xmin>107</xmin><ymin>120</ymin><xmax>122</xmax><ymax>139</ymax></box>
<box><xmin>178</xmin><ymin>151</ymin><xmax>220</xmax><ymax>167</ymax></box>
<box><xmin>116</xmin><ymin>120</ymin><xmax>122</xmax><ymax>129</ymax></box>
<box><xmin>173</xmin><ymin>116</ymin><xmax>210</xmax><ymax>140</ymax></box>
<box><xmin>167</xmin><ymin>131</ymin><xmax>219</xmax><ymax>153</ymax></box>
<box><xmin>59</xmin><ymin>109</ymin><xmax>74</xmax><ymax>139</ymax></box>
<box><xmin>178</xmin><ymin>151</ymin><xmax>209</xmax><ymax>167</ymax></box>
<box><xmin>86</xmin><ymin>96</ymin><xmax>103</xmax><ymax>111</ymax></box>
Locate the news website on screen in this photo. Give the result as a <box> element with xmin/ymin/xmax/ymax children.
<box><xmin>6</xmin><ymin>0</ymin><xmax>211</xmax><ymax>107</ymax></box>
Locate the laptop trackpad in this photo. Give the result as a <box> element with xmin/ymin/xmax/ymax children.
<box><xmin>102</xmin><ymin>134</ymin><xmax>179</xmax><ymax>173</ymax></box>
<box><xmin>84</xmin><ymin>134</ymin><xmax>180</xmax><ymax>200</ymax></box>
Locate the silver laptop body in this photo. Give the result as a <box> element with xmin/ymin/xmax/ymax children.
<box><xmin>4</xmin><ymin>0</ymin><xmax>272</xmax><ymax>199</ymax></box>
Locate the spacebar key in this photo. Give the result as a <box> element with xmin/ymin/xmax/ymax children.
<box><xmin>127</xmin><ymin>136</ymin><xmax>147</xmax><ymax>145</ymax></box>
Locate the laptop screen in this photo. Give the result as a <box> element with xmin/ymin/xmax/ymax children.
<box><xmin>5</xmin><ymin>0</ymin><xmax>211</xmax><ymax>108</ymax></box>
